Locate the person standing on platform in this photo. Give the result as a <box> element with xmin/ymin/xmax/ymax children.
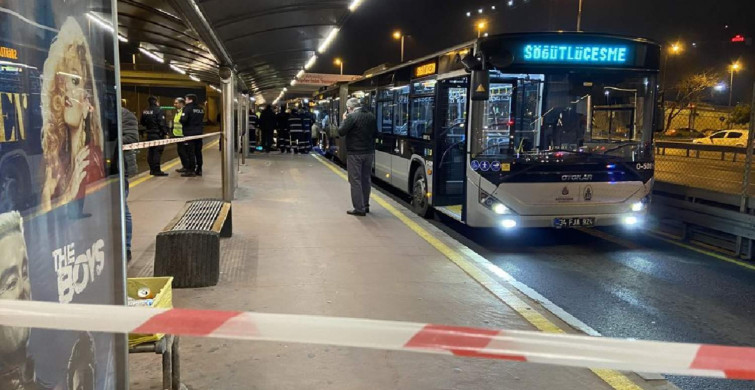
<box><xmin>276</xmin><ymin>105</ymin><xmax>291</xmax><ymax>153</ymax></box>
<box><xmin>288</xmin><ymin>106</ymin><xmax>304</xmax><ymax>154</ymax></box>
<box><xmin>338</xmin><ymin>98</ymin><xmax>377</xmax><ymax>216</ymax></box>
<box><xmin>180</xmin><ymin>94</ymin><xmax>205</xmax><ymax>177</ymax></box>
<box><xmin>140</xmin><ymin>96</ymin><xmax>168</xmax><ymax>176</ymax></box>
<box><xmin>259</xmin><ymin>105</ymin><xmax>276</xmax><ymax>152</ymax></box>
<box><xmin>249</xmin><ymin>108</ymin><xmax>259</xmax><ymax>153</ymax></box>
<box><xmin>300</xmin><ymin>106</ymin><xmax>314</xmax><ymax>153</ymax></box>
<box><xmin>172</xmin><ymin>97</ymin><xmax>189</xmax><ymax>173</ymax></box>
<box><xmin>120</xmin><ymin>104</ymin><xmax>139</xmax><ymax>261</ymax></box>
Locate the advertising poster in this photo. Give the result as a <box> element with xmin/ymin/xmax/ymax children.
<box><xmin>0</xmin><ymin>1</ymin><xmax>126</xmax><ymax>389</ymax></box>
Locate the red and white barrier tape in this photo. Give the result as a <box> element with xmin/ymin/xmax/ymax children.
<box><xmin>0</xmin><ymin>300</ymin><xmax>753</xmax><ymax>380</ymax></box>
<box><xmin>122</xmin><ymin>132</ymin><xmax>220</xmax><ymax>150</ymax></box>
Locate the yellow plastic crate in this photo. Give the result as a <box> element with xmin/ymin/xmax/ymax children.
<box><xmin>127</xmin><ymin>277</ymin><xmax>173</xmax><ymax>348</ymax></box>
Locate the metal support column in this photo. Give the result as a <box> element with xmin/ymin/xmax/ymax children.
<box><xmin>242</xmin><ymin>96</ymin><xmax>249</xmax><ymax>162</ymax></box>
<box><xmin>220</xmin><ymin>67</ymin><xmax>235</xmax><ymax>201</ymax></box>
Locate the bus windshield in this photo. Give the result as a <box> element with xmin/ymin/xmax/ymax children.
<box><xmin>472</xmin><ymin>70</ymin><xmax>657</xmax><ymax>162</ymax></box>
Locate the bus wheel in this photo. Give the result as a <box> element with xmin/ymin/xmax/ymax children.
<box><xmin>411</xmin><ymin>170</ymin><xmax>431</xmax><ymax>218</ymax></box>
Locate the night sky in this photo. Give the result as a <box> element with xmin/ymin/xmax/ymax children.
<box><xmin>311</xmin><ymin>0</ymin><xmax>755</xmax><ymax>105</ymax></box>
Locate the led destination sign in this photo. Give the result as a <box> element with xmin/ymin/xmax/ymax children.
<box><xmin>522</xmin><ymin>44</ymin><xmax>629</xmax><ymax>64</ymax></box>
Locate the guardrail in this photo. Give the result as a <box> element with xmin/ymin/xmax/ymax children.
<box><xmin>656</xmin><ymin>141</ymin><xmax>748</xmax><ymax>162</ymax></box>
<box><xmin>652</xmin><ymin>141</ymin><xmax>754</xmax><ymax>260</ymax></box>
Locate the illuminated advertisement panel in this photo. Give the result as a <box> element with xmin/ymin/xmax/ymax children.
<box><xmin>1</xmin><ymin>1</ymin><xmax>126</xmax><ymax>389</ymax></box>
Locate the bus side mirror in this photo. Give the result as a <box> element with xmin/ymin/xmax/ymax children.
<box><xmin>471</xmin><ymin>70</ymin><xmax>490</xmax><ymax>101</ymax></box>
<box><xmin>653</xmin><ymin>92</ymin><xmax>665</xmax><ymax>133</ymax></box>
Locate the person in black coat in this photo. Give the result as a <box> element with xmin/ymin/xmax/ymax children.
<box><xmin>275</xmin><ymin>106</ymin><xmax>291</xmax><ymax>153</ymax></box>
<box><xmin>179</xmin><ymin>94</ymin><xmax>205</xmax><ymax>177</ymax></box>
<box><xmin>258</xmin><ymin>105</ymin><xmax>276</xmax><ymax>152</ymax></box>
<box><xmin>140</xmin><ymin>96</ymin><xmax>168</xmax><ymax>176</ymax></box>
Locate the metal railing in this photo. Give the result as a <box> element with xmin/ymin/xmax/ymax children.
<box><xmin>654</xmin><ymin>142</ymin><xmax>753</xmax><ymax>196</ymax></box>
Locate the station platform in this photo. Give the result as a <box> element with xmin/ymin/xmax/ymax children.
<box><xmin>125</xmin><ymin>144</ymin><xmax>676</xmax><ymax>390</ymax></box>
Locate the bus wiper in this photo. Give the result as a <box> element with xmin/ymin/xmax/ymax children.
<box><xmin>601</xmin><ymin>142</ymin><xmax>637</xmax><ymax>155</ymax></box>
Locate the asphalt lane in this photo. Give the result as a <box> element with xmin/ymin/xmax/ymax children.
<box><xmin>423</xmin><ymin>216</ymin><xmax>755</xmax><ymax>390</ymax></box>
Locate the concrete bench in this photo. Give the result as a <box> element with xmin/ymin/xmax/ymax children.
<box><xmin>154</xmin><ymin>199</ymin><xmax>232</xmax><ymax>288</ymax></box>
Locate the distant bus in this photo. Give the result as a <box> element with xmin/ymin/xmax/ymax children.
<box><xmin>330</xmin><ymin>32</ymin><xmax>662</xmax><ymax>229</ymax></box>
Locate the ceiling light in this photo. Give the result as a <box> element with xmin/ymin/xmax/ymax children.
<box><xmin>189</xmin><ymin>74</ymin><xmax>201</xmax><ymax>82</ymax></box>
<box><xmin>139</xmin><ymin>47</ymin><xmax>164</xmax><ymax>63</ymax></box>
<box><xmin>290</xmin><ymin>79</ymin><xmax>297</xmax><ymax>86</ymax></box>
<box><xmin>296</xmin><ymin>69</ymin><xmax>305</xmax><ymax>78</ymax></box>
<box><xmin>169</xmin><ymin>63</ymin><xmax>186</xmax><ymax>74</ymax></box>
<box><xmin>348</xmin><ymin>0</ymin><xmax>364</xmax><ymax>11</ymax></box>
<box><xmin>305</xmin><ymin>54</ymin><xmax>317</xmax><ymax>70</ymax></box>
<box><xmin>86</xmin><ymin>12</ymin><xmax>128</xmax><ymax>43</ymax></box>
<box><xmin>318</xmin><ymin>27</ymin><xmax>339</xmax><ymax>53</ymax></box>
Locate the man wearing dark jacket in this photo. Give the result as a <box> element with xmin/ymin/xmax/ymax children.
<box><xmin>259</xmin><ymin>105</ymin><xmax>276</xmax><ymax>152</ymax></box>
<box><xmin>338</xmin><ymin>98</ymin><xmax>378</xmax><ymax>216</ymax></box>
<box><xmin>180</xmin><ymin>94</ymin><xmax>205</xmax><ymax>177</ymax></box>
<box><xmin>121</xmin><ymin>106</ymin><xmax>139</xmax><ymax>261</ymax></box>
<box><xmin>276</xmin><ymin>106</ymin><xmax>291</xmax><ymax>153</ymax></box>
<box><xmin>140</xmin><ymin>96</ymin><xmax>168</xmax><ymax>176</ymax></box>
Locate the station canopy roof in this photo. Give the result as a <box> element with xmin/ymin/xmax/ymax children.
<box><xmin>117</xmin><ymin>0</ymin><xmax>358</xmax><ymax>104</ymax></box>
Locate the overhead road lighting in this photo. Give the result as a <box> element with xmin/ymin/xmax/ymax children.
<box><xmin>86</xmin><ymin>12</ymin><xmax>128</xmax><ymax>43</ymax></box>
<box><xmin>189</xmin><ymin>74</ymin><xmax>201</xmax><ymax>82</ymax></box>
<box><xmin>348</xmin><ymin>0</ymin><xmax>364</xmax><ymax>11</ymax></box>
<box><xmin>305</xmin><ymin>54</ymin><xmax>317</xmax><ymax>70</ymax></box>
<box><xmin>169</xmin><ymin>62</ymin><xmax>186</xmax><ymax>75</ymax></box>
<box><xmin>139</xmin><ymin>47</ymin><xmax>164</xmax><ymax>63</ymax></box>
<box><xmin>318</xmin><ymin>27</ymin><xmax>339</xmax><ymax>53</ymax></box>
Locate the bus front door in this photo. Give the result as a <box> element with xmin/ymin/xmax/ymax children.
<box><xmin>432</xmin><ymin>77</ymin><xmax>469</xmax><ymax>218</ymax></box>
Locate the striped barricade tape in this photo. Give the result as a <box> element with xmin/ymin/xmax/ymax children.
<box><xmin>122</xmin><ymin>132</ymin><xmax>220</xmax><ymax>150</ymax></box>
<box><xmin>0</xmin><ymin>300</ymin><xmax>753</xmax><ymax>381</ymax></box>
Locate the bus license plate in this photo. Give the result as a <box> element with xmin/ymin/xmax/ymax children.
<box><xmin>553</xmin><ymin>217</ymin><xmax>595</xmax><ymax>228</ymax></box>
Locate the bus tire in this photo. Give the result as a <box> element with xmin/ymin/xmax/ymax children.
<box><xmin>411</xmin><ymin>169</ymin><xmax>432</xmax><ymax>218</ymax></box>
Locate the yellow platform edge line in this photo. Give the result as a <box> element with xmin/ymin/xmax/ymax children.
<box><xmin>312</xmin><ymin>154</ymin><xmax>643</xmax><ymax>390</ymax></box>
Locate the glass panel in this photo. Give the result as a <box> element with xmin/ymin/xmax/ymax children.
<box><xmin>727</xmin><ymin>132</ymin><xmax>742</xmax><ymax>138</ymax></box>
<box><xmin>378</xmin><ymin>100</ymin><xmax>393</xmax><ymax>134</ymax></box>
<box><xmin>413</xmin><ymin>79</ymin><xmax>437</xmax><ymax>95</ymax></box>
<box><xmin>410</xmin><ymin>96</ymin><xmax>434</xmax><ymax>138</ymax></box>
<box><xmin>394</xmin><ymin>85</ymin><xmax>410</xmax><ymax>135</ymax></box>
<box><xmin>471</xmin><ymin>71</ymin><xmax>657</xmax><ymax>162</ymax></box>
<box><xmin>476</xmin><ymin>82</ymin><xmax>513</xmax><ymax>156</ymax></box>
<box><xmin>710</xmin><ymin>132</ymin><xmax>726</xmax><ymax>138</ymax></box>
<box><xmin>0</xmin><ymin>2</ymin><xmax>127</xmax><ymax>386</ymax></box>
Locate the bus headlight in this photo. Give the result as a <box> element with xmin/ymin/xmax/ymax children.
<box><xmin>493</xmin><ymin>203</ymin><xmax>508</xmax><ymax>215</ymax></box>
<box><xmin>631</xmin><ymin>202</ymin><xmax>644</xmax><ymax>212</ymax></box>
<box><xmin>480</xmin><ymin>190</ymin><xmax>511</xmax><ymax>214</ymax></box>
<box><xmin>624</xmin><ymin>216</ymin><xmax>639</xmax><ymax>225</ymax></box>
<box><xmin>501</xmin><ymin>219</ymin><xmax>517</xmax><ymax>229</ymax></box>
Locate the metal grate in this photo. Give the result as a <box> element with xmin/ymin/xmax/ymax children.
<box><xmin>171</xmin><ymin>200</ymin><xmax>223</xmax><ymax>231</ymax></box>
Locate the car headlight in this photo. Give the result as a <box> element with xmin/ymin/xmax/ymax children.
<box><xmin>480</xmin><ymin>189</ymin><xmax>512</xmax><ymax>215</ymax></box>
<box><xmin>631</xmin><ymin>202</ymin><xmax>644</xmax><ymax>212</ymax></box>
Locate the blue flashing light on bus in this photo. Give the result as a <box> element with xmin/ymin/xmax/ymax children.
<box><xmin>522</xmin><ymin>44</ymin><xmax>628</xmax><ymax>64</ymax></box>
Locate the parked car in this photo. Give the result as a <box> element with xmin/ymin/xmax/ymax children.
<box><xmin>692</xmin><ymin>130</ymin><xmax>750</xmax><ymax>147</ymax></box>
<box><xmin>660</xmin><ymin>127</ymin><xmax>704</xmax><ymax>140</ymax></box>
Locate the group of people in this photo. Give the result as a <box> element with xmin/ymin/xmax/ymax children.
<box><xmin>140</xmin><ymin>94</ymin><xmax>205</xmax><ymax>177</ymax></box>
<box><xmin>255</xmin><ymin>105</ymin><xmax>316</xmax><ymax>154</ymax></box>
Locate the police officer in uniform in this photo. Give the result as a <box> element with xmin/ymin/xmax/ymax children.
<box><xmin>140</xmin><ymin>96</ymin><xmax>168</xmax><ymax>176</ymax></box>
<box><xmin>180</xmin><ymin>94</ymin><xmax>205</xmax><ymax>177</ymax></box>
<box><xmin>248</xmin><ymin>109</ymin><xmax>259</xmax><ymax>153</ymax></box>
<box><xmin>287</xmin><ymin>106</ymin><xmax>304</xmax><ymax>154</ymax></box>
<box><xmin>276</xmin><ymin>106</ymin><xmax>291</xmax><ymax>153</ymax></box>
